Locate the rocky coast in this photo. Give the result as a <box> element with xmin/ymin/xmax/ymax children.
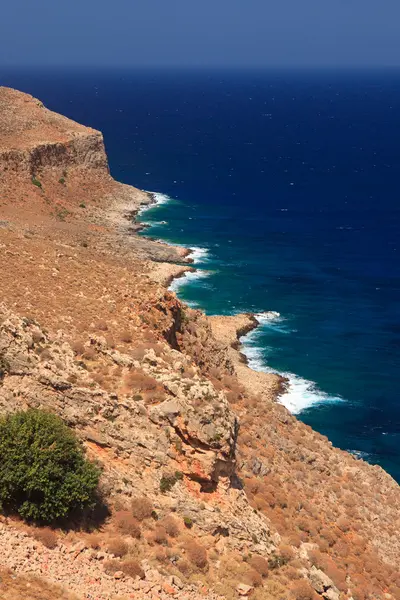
<box><xmin>0</xmin><ymin>86</ymin><xmax>399</xmax><ymax>600</ymax></box>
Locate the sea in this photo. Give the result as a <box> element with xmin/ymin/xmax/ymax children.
<box><xmin>2</xmin><ymin>67</ymin><xmax>399</xmax><ymax>482</ymax></box>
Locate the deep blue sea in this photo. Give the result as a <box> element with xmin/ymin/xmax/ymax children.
<box><xmin>2</xmin><ymin>68</ymin><xmax>399</xmax><ymax>482</ymax></box>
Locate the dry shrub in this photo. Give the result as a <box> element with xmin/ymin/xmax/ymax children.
<box><xmin>177</xmin><ymin>559</ymin><xmax>194</xmax><ymax>576</ymax></box>
<box><xmin>40</xmin><ymin>348</ymin><xmax>52</xmax><ymax>361</ymax></box>
<box><xmin>185</xmin><ymin>539</ymin><xmax>208</xmax><ymax>570</ymax></box>
<box><xmin>131</xmin><ymin>496</ymin><xmax>153</xmax><ymax>521</ymax></box>
<box><xmin>279</xmin><ymin>544</ymin><xmax>295</xmax><ymax>564</ymax></box>
<box><xmin>308</xmin><ymin>549</ymin><xmax>324</xmax><ymax>570</ymax></box>
<box><xmin>154</xmin><ymin>525</ymin><xmax>168</xmax><ymax>545</ymax></box>
<box><xmin>286</xmin><ymin>566</ymin><xmax>302</xmax><ymax>580</ymax></box>
<box><xmin>319</xmin><ymin>527</ymin><xmax>336</xmax><ymax>547</ymax></box>
<box><xmin>291</xmin><ymin>579</ymin><xmax>316</xmax><ymax>600</ymax></box>
<box><xmin>130</xmin><ymin>346</ymin><xmax>147</xmax><ymax>361</ymax></box>
<box><xmin>336</xmin><ymin>515</ymin><xmax>350</xmax><ymax>532</ymax></box>
<box><xmin>71</xmin><ymin>340</ymin><xmax>85</xmax><ymax>356</ymax></box>
<box><xmin>115</xmin><ymin>510</ymin><xmax>141</xmax><ymax>538</ymax></box>
<box><xmin>83</xmin><ymin>347</ymin><xmax>96</xmax><ymax>360</ymax></box>
<box><xmin>85</xmin><ymin>533</ymin><xmax>102</xmax><ymax>550</ymax></box>
<box><xmin>105</xmin><ymin>335</ymin><xmax>116</xmax><ymax>348</ymax></box>
<box><xmin>160</xmin><ymin>515</ymin><xmax>180</xmax><ymax>538</ymax></box>
<box><xmin>323</xmin><ymin>563</ymin><xmax>347</xmax><ymax>592</ymax></box>
<box><xmin>103</xmin><ymin>559</ymin><xmax>121</xmax><ymax>575</ymax></box>
<box><xmin>154</xmin><ymin>546</ymin><xmax>169</xmax><ymax>563</ymax></box>
<box><xmin>95</xmin><ymin>320</ymin><xmax>108</xmax><ymax>331</ymax></box>
<box><xmin>126</xmin><ymin>370</ymin><xmax>158</xmax><ymax>392</ymax></box>
<box><xmin>242</xmin><ymin>567</ymin><xmax>263</xmax><ymax>588</ymax></box>
<box><xmin>32</xmin><ymin>527</ymin><xmax>58</xmax><ymax>549</ymax></box>
<box><xmin>32</xmin><ymin>328</ymin><xmax>44</xmax><ymax>344</ymax></box>
<box><xmin>107</xmin><ymin>537</ymin><xmax>129</xmax><ymax>557</ymax></box>
<box><xmin>120</xmin><ymin>559</ymin><xmax>145</xmax><ymax>579</ymax></box>
<box><xmin>249</xmin><ymin>555</ymin><xmax>269</xmax><ymax>577</ymax></box>
<box><xmin>120</xmin><ymin>330</ymin><xmax>133</xmax><ymax>343</ymax></box>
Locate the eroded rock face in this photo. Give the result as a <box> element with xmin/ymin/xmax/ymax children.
<box><xmin>0</xmin><ymin>87</ymin><xmax>109</xmax><ymax>176</ymax></box>
<box><xmin>0</xmin><ymin>306</ymin><xmax>236</xmax><ymax>486</ymax></box>
<box><xmin>309</xmin><ymin>567</ymin><xmax>340</xmax><ymax>600</ymax></box>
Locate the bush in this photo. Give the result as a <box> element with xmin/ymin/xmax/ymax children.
<box><xmin>107</xmin><ymin>537</ymin><xmax>129</xmax><ymax>557</ymax></box>
<box><xmin>0</xmin><ymin>409</ymin><xmax>101</xmax><ymax>523</ymax></box>
<box><xmin>32</xmin><ymin>527</ymin><xmax>58</xmax><ymax>549</ymax></box>
<box><xmin>32</xmin><ymin>177</ymin><xmax>42</xmax><ymax>188</ymax></box>
<box><xmin>291</xmin><ymin>580</ymin><xmax>316</xmax><ymax>600</ymax></box>
<box><xmin>160</xmin><ymin>515</ymin><xmax>180</xmax><ymax>537</ymax></box>
<box><xmin>131</xmin><ymin>497</ymin><xmax>154</xmax><ymax>521</ymax></box>
<box><xmin>185</xmin><ymin>539</ymin><xmax>208</xmax><ymax>570</ymax></box>
<box><xmin>115</xmin><ymin>510</ymin><xmax>141</xmax><ymax>538</ymax></box>
<box><xmin>159</xmin><ymin>471</ymin><xmax>183</xmax><ymax>493</ymax></box>
<box><xmin>249</xmin><ymin>555</ymin><xmax>269</xmax><ymax>577</ymax></box>
<box><xmin>120</xmin><ymin>558</ymin><xmax>145</xmax><ymax>579</ymax></box>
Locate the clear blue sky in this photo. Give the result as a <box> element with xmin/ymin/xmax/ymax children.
<box><xmin>2</xmin><ymin>0</ymin><xmax>400</xmax><ymax>68</ymax></box>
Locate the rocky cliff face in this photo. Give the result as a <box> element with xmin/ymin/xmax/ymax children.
<box><xmin>0</xmin><ymin>87</ymin><xmax>399</xmax><ymax>600</ymax></box>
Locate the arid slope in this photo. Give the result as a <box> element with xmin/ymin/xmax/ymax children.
<box><xmin>0</xmin><ymin>87</ymin><xmax>399</xmax><ymax>600</ymax></box>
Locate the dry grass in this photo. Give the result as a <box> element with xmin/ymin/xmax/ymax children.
<box><xmin>106</xmin><ymin>537</ymin><xmax>129</xmax><ymax>558</ymax></box>
<box><xmin>130</xmin><ymin>497</ymin><xmax>153</xmax><ymax>521</ymax></box>
<box><xmin>290</xmin><ymin>579</ymin><xmax>317</xmax><ymax>600</ymax></box>
<box><xmin>184</xmin><ymin>540</ymin><xmax>208</xmax><ymax>570</ymax></box>
<box><xmin>159</xmin><ymin>515</ymin><xmax>180</xmax><ymax>538</ymax></box>
<box><xmin>114</xmin><ymin>510</ymin><xmax>141</xmax><ymax>538</ymax></box>
<box><xmin>248</xmin><ymin>555</ymin><xmax>269</xmax><ymax>577</ymax></box>
<box><xmin>31</xmin><ymin>527</ymin><xmax>58</xmax><ymax>549</ymax></box>
<box><xmin>120</xmin><ymin>559</ymin><xmax>145</xmax><ymax>579</ymax></box>
<box><xmin>0</xmin><ymin>569</ymin><xmax>78</xmax><ymax>600</ymax></box>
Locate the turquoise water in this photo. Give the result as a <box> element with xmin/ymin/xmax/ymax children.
<box><xmin>2</xmin><ymin>68</ymin><xmax>399</xmax><ymax>482</ymax></box>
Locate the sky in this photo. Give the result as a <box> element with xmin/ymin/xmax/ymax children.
<box><xmin>2</xmin><ymin>0</ymin><xmax>400</xmax><ymax>68</ymax></box>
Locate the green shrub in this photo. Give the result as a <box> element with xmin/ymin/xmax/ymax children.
<box><xmin>32</xmin><ymin>177</ymin><xmax>42</xmax><ymax>188</ymax></box>
<box><xmin>159</xmin><ymin>471</ymin><xmax>183</xmax><ymax>493</ymax></box>
<box><xmin>0</xmin><ymin>409</ymin><xmax>101</xmax><ymax>523</ymax></box>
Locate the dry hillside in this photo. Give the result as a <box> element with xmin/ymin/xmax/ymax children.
<box><xmin>0</xmin><ymin>87</ymin><xmax>399</xmax><ymax>600</ymax></box>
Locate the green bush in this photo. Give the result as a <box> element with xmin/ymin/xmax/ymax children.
<box><xmin>0</xmin><ymin>409</ymin><xmax>101</xmax><ymax>523</ymax></box>
<box><xmin>32</xmin><ymin>177</ymin><xmax>42</xmax><ymax>188</ymax></box>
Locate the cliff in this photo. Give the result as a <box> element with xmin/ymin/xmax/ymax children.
<box><xmin>0</xmin><ymin>87</ymin><xmax>399</xmax><ymax>600</ymax></box>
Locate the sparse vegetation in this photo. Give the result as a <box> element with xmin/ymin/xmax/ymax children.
<box><xmin>184</xmin><ymin>539</ymin><xmax>208</xmax><ymax>570</ymax></box>
<box><xmin>130</xmin><ymin>497</ymin><xmax>153</xmax><ymax>521</ymax></box>
<box><xmin>159</xmin><ymin>471</ymin><xmax>183</xmax><ymax>493</ymax></box>
<box><xmin>0</xmin><ymin>409</ymin><xmax>101</xmax><ymax>523</ymax></box>
<box><xmin>115</xmin><ymin>510</ymin><xmax>141</xmax><ymax>538</ymax></box>
<box><xmin>106</xmin><ymin>537</ymin><xmax>129</xmax><ymax>557</ymax></box>
<box><xmin>32</xmin><ymin>527</ymin><xmax>58</xmax><ymax>549</ymax></box>
<box><xmin>32</xmin><ymin>177</ymin><xmax>42</xmax><ymax>188</ymax></box>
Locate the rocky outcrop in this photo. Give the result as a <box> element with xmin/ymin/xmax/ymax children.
<box><xmin>0</xmin><ymin>87</ymin><xmax>109</xmax><ymax>176</ymax></box>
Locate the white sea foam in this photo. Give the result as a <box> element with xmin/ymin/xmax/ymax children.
<box><xmin>240</xmin><ymin>311</ymin><xmax>344</xmax><ymax>415</ymax></box>
<box><xmin>188</xmin><ymin>246</ymin><xmax>211</xmax><ymax>264</ymax></box>
<box><xmin>138</xmin><ymin>192</ymin><xmax>172</xmax><ymax>218</ymax></box>
<box><xmin>348</xmin><ymin>449</ymin><xmax>372</xmax><ymax>461</ymax></box>
<box><xmin>169</xmin><ymin>269</ymin><xmax>210</xmax><ymax>295</ymax></box>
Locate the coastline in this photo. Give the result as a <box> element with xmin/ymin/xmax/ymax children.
<box><xmin>1</xmin><ymin>86</ymin><xmax>400</xmax><ymax>599</ymax></box>
<box><xmin>135</xmin><ymin>197</ymin><xmax>286</xmax><ymax>404</ymax></box>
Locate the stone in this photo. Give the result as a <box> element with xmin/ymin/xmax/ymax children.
<box><xmin>162</xmin><ymin>582</ymin><xmax>176</xmax><ymax>595</ymax></box>
<box><xmin>309</xmin><ymin>567</ymin><xmax>339</xmax><ymax>600</ymax></box>
<box><xmin>237</xmin><ymin>583</ymin><xmax>254</xmax><ymax>596</ymax></box>
<box><xmin>114</xmin><ymin>570</ymin><xmax>124</xmax><ymax>579</ymax></box>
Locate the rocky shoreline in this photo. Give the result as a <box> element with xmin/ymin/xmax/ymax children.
<box><xmin>1</xmin><ymin>86</ymin><xmax>399</xmax><ymax>600</ymax></box>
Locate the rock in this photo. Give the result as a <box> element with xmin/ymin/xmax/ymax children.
<box><xmin>114</xmin><ymin>570</ymin><xmax>124</xmax><ymax>579</ymax></box>
<box><xmin>171</xmin><ymin>575</ymin><xmax>184</xmax><ymax>589</ymax></box>
<box><xmin>237</xmin><ymin>583</ymin><xmax>254</xmax><ymax>596</ymax></box>
<box><xmin>162</xmin><ymin>582</ymin><xmax>176</xmax><ymax>595</ymax></box>
<box><xmin>309</xmin><ymin>567</ymin><xmax>340</xmax><ymax>600</ymax></box>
